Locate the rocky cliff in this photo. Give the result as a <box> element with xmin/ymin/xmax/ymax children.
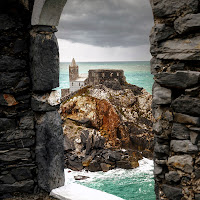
<box><xmin>60</xmin><ymin>82</ymin><xmax>154</xmax><ymax>171</ymax></box>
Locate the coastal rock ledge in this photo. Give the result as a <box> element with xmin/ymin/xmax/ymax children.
<box><xmin>60</xmin><ymin>82</ymin><xmax>154</xmax><ymax>172</ymax></box>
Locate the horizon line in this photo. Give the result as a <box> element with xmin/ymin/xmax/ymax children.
<box><xmin>60</xmin><ymin>60</ymin><xmax>150</xmax><ymax>63</ymax></box>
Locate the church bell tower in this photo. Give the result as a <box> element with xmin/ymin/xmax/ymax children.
<box><xmin>69</xmin><ymin>58</ymin><xmax>79</xmax><ymax>81</ymax></box>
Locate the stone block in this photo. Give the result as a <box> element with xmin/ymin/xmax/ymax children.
<box><xmin>170</xmin><ymin>140</ymin><xmax>198</xmax><ymax>153</ymax></box>
<box><xmin>155</xmin><ymin>71</ymin><xmax>200</xmax><ymax>89</ymax></box>
<box><xmin>0</xmin><ymin>72</ymin><xmax>22</xmax><ymax>90</ymax></box>
<box><xmin>156</xmin><ymin>36</ymin><xmax>200</xmax><ymax>60</ymax></box>
<box><xmin>168</xmin><ymin>155</ymin><xmax>193</xmax><ymax>173</ymax></box>
<box><xmin>0</xmin><ymin>180</ymin><xmax>34</xmax><ymax>194</ymax></box>
<box><xmin>154</xmin><ymin>163</ymin><xmax>163</xmax><ymax>175</ymax></box>
<box><xmin>150</xmin><ymin>58</ymin><xmax>163</xmax><ymax>75</ymax></box>
<box><xmin>162</xmin><ymin>184</ymin><xmax>183</xmax><ymax>200</ymax></box>
<box><xmin>165</xmin><ymin>171</ymin><xmax>181</xmax><ymax>183</ymax></box>
<box><xmin>30</xmin><ymin>32</ymin><xmax>59</xmax><ymax>91</ymax></box>
<box><xmin>150</xmin><ymin>24</ymin><xmax>175</xmax><ymax>44</ymax></box>
<box><xmin>88</xmin><ymin>160</ymin><xmax>101</xmax><ymax>172</ymax></box>
<box><xmin>31</xmin><ymin>93</ymin><xmax>59</xmax><ymax>112</ymax></box>
<box><xmin>185</xmin><ymin>86</ymin><xmax>200</xmax><ymax>97</ymax></box>
<box><xmin>174</xmin><ymin>14</ymin><xmax>200</xmax><ymax>34</ymax></box>
<box><xmin>172</xmin><ymin>95</ymin><xmax>200</xmax><ymax>117</ymax></box>
<box><xmin>154</xmin><ymin>142</ymin><xmax>169</xmax><ymax>154</ymax></box>
<box><xmin>171</xmin><ymin>123</ymin><xmax>190</xmax><ymax>140</ymax></box>
<box><xmin>150</xmin><ymin>0</ymin><xmax>198</xmax><ymax>18</ymax></box>
<box><xmin>11</xmin><ymin>167</ymin><xmax>32</xmax><ymax>181</ymax></box>
<box><xmin>0</xmin><ymin>56</ymin><xmax>26</xmax><ymax>72</ymax></box>
<box><xmin>0</xmin><ymin>118</ymin><xmax>16</xmax><ymax>131</ymax></box>
<box><xmin>0</xmin><ymin>148</ymin><xmax>31</xmax><ymax>162</ymax></box>
<box><xmin>19</xmin><ymin>115</ymin><xmax>34</xmax><ymax>129</ymax></box>
<box><xmin>0</xmin><ymin>130</ymin><xmax>35</xmax><ymax>142</ymax></box>
<box><xmin>190</xmin><ymin>131</ymin><xmax>200</xmax><ymax>145</ymax></box>
<box><xmin>0</xmin><ymin>174</ymin><xmax>16</xmax><ymax>184</ymax></box>
<box><xmin>174</xmin><ymin>113</ymin><xmax>200</xmax><ymax>126</ymax></box>
<box><xmin>35</xmin><ymin>111</ymin><xmax>64</xmax><ymax>192</ymax></box>
<box><xmin>152</xmin><ymin>82</ymin><xmax>171</xmax><ymax>105</ymax></box>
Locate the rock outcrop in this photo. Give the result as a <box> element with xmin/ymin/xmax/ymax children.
<box><xmin>60</xmin><ymin>83</ymin><xmax>153</xmax><ymax>171</ymax></box>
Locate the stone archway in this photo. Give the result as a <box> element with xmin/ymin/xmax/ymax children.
<box><xmin>30</xmin><ymin>0</ymin><xmax>200</xmax><ymax>198</ymax></box>
<box><xmin>0</xmin><ymin>0</ymin><xmax>199</xmax><ymax>199</ymax></box>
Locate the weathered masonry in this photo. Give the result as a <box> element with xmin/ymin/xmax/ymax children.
<box><xmin>0</xmin><ymin>0</ymin><xmax>199</xmax><ymax>199</ymax></box>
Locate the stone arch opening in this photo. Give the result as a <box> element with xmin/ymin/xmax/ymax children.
<box><xmin>31</xmin><ymin>0</ymin><xmax>200</xmax><ymax>199</ymax></box>
<box><xmin>0</xmin><ymin>0</ymin><xmax>199</xmax><ymax>199</ymax></box>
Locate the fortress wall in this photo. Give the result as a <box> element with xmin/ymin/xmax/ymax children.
<box><xmin>150</xmin><ymin>1</ymin><xmax>200</xmax><ymax>199</ymax></box>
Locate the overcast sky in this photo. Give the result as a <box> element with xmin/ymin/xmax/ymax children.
<box><xmin>56</xmin><ymin>0</ymin><xmax>154</xmax><ymax>62</ymax></box>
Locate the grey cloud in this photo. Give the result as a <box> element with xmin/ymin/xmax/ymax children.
<box><xmin>56</xmin><ymin>0</ymin><xmax>154</xmax><ymax>47</ymax></box>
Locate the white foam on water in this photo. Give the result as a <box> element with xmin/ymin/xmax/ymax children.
<box><xmin>50</xmin><ymin>158</ymin><xmax>153</xmax><ymax>200</ymax></box>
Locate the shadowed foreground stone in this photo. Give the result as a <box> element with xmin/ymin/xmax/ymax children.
<box><xmin>162</xmin><ymin>184</ymin><xmax>183</xmax><ymax>200</ymax></box>
<box><xmin>36</xmin><ymin>111</ymin><xmax>64</xmax><ymax>192</ymax></box>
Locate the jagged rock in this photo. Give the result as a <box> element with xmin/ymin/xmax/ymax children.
<box><xmin>170</xmin><ymin>140</ymin><xmax>198</xmax><ymax>153</ymax></box>
<box><xmin>116</xmin><ymin>160</ymin><xmax>132</xmax><ymax>169</ymax></box>
<box><xmin>174</xmin><ymin>14</ymin><xmax>200</xmax><ymax>34</ymax></box>
<box><xmin>150</xmin><ymin>0</ymin><xmax>198</xmax><ymax>18</ymax></box>
<box><xmin>155</xmin><ymin>71</ymin><xmax>200</xmax><ymax>89</ymax></box>
<box><xmin>64</xmin><ymin>135</ymin><xmax>75</xmax><ymax>151</ymax></box>
<box><xmin>80</xmin><ymin>130</ymin><xmax>89</xmax><ymax>148</ymax></box>
<box><xmin>100</xmin><ymin>163</ymin><xmax>111</xmax><ymax>172</ymax></box>
<box><xmin>30</xmin><ymin>32</ymin><xmax>59</xmax><ymax>91</ymax></box>
<box><xmin>168</xmin><ymin>155</ymin><xmax>193</xmax><ymax>173</ymax></box>
<box><xmin>35</xmin><ymin>111</ymin><xmax>64</xmax><ymax>192</ymax></box>
<box><xmin>165</xmin><ymin>171</ymin><xmax>181</xmax><ymax>183</ymax></box>
<box><xmin>68</xmin><ymin>159</ymin><xmax>83</xmax><ymax>171</ymax></box>
<box><xmin>171</xmin><ymin>123</ymin><xmax>190</xmax><ymax>140</ymax></box>
<box><xmin>172</xmin><ymin>95</ymin><xmax>200</xmax><ymax>116</ymax></box>
<box><xmin>88</xmin><ymin>160</ymin><xmax>101</xmax><ymax>172</ymax></box>
<box><xmin>152</xmin><ymin>82</ymin><xmax>171</xmax><ymax>105</ymax></box>
<box><xmin>174</xmin><ymin>113</ymin><xmax>200</xmax><ymax>126</ymax></box>
<box><xmin>162</xmin><ymin>184</ymin><xmax>183</xmax><ymax>200</ymax></box>
<box><xmin>82</xmin><ymin>155</ymin><xmax>93</xmax><ymax>167</ymax></box>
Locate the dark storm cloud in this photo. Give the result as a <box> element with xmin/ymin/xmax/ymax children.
<box><xmin>57</xmin><ymin>0</ymin><xmax>154</xmax><ymax>47</ymax></box>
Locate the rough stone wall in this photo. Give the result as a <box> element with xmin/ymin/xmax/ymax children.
<box><xmin>0</xmin><ymin>0</ymin><xmax>64</xmax><ymax>198</ymax></box>
<box><xmin>150</xmin><ymin>1</ymin><xmax>200</xmax><ymax>199</ymax></box>
<box><xmin>0</xmin><ymin>0</ymin><xmax>37</xmax><ymax>197</ymax></box>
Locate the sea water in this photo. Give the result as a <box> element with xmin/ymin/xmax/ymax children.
<box><xmin>51</xmin><ymin>158</ymin><xmax>155</xmax><ymax>200</ymax></box>
<box><xmin>55</xmin><ymin>61</ymin><xmax>155</xmax><ymax>199</ymax></box>
<box><xmin>57</xmin><ymin>61</ymin><xmax>153</xmax><ymax>94</ymax></box>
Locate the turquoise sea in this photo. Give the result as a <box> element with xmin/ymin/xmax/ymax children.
<box><xmin>58</xmin><ymin>61</ymin><xmax>155</xmax><ymax>200</ymax></box>
<box><xmin>58</xmin><ymin>61</ymin><xmax>154</xmax><ymax>94</ymax></box>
